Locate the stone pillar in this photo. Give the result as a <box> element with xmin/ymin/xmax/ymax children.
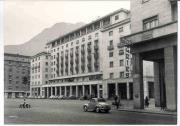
<box><xmin>47</xmin><ymin>87</ymin><xmax>49</xmax><ymax>98</ymax></box>
<box><xmin>132</xmin><ymin>53</ymin><xmax>144</xmax><ymax>109</ymax></box>
<box><xmin>76</xmin><ymin>86</ymin><xmax>78</xmax><ymax>97</ymax></box>
<box><xmin>126</xmin><ymin>82</ymin><xmax>130</xmax><ymax>100</ymax></box>
<box><xmin>89</xmin><ymin>85</ymin><xmax>92</xmax><ymax>96</ymax></box>
<box><xmin>60</xmin><ymin>86</ymin><xmax>62</xmax><ymax>96</ymax></box>
<box><xmin>97</xmin><ymin>84</ymin><xmax>100</xmax><ymax>98</ymax></box>
<box><xmin>82</xmin><ymin>85</ymin><xmax>85</xmax><ymax>96</ymax></box>
<box><xmin>164</xmin><ymin>46</ymin><xmax>177</xmax><ymax>110</ymax></box>
<box><xmin>70</xmin><ymin>86</ymin><xmax>72</xmax><ymax>96</ymax></box>
<box><xmin>30</xmin><ymin>88</ymin><xmax>32</xmax><ymax>97</ymax></box>
<box><xmin>55</xmin><ymin>87</ymin><xmax>57</xmax><ymax>96</ymax></box>
<box><xmin>65</xmin><ymin>86</ymin><xmax>67</xmax><ymax>96</ymax></box>
<box><xmin>115</xmin><ymin>83</ymin><xmax>118</xmax><ymax>96</ymax></box>
<box><xmin>154</xmin><ymin>62</ymin><xmax>161</xmax><ymax>107</ymax></box>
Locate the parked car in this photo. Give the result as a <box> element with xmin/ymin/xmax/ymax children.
<box><xmin>68</xmin><ymin>95</ymin><xmax>77</xmax><ymax>100</ymax></box>
<box><xmin>58</xmin><ymin>95</ymin><xmax>66</xmax><ymax>99</ymax></box>
<box><xmin>83</xmin><ymin>98</ymin><xmax>111</xmax><ymax>113</ymax></box>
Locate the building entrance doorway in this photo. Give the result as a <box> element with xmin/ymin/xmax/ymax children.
<box><xmin>108</xmin><ymin>83</ymin><xmax>115</xmax><ymax>99</ymax></box>
<box><xmin>118</xmin><ymin>83</ymin><xmax>127</xmax><ymax>99</ymax></box>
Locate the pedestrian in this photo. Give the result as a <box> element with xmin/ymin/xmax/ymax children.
<box><xmin>114</xmin><ymin>95</ymin><xmax>118</xmax><ymax>103</ymax></box>
<box><xmin>23</xmin><ymin>98</ymin><xmax>26</xmax><ymax>108</ymax></box>
<box><xmin>116</xmin><ymin>95</ymin><xmax>121</xmax><ymax>109</ymax></box>
<box><xmin>144</xmin><ymin>96</ymin><xmax>149</xmax><ymax>107</ymax></box>
<box><xmin>161</xmin><ymin>101</ymin><xmax>166</xmax><ymax>110</ymax></box>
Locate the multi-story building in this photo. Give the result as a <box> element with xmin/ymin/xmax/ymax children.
<box><xmin>4</xmin><ymin>53</ymin><xmax>30</xmax><ymax>98</ymax></box>
<box><xmin>123</xmin><ymin>0</ymin><xmax>177</xmax><ymax>110</ymax></box>
<box><xmin>30</xmin><ymin>8</ymin><xmax>155</xmax><ymax>100</ymax></box>
<box><xmin>30</xmin><ymin>52</ymin><xmax>51</xmax><ymax>98</ymax></box>
<box><xmin>43</xmin><ymin>8</ymin><xmax>133</xmax><ymax>99</ymax></box>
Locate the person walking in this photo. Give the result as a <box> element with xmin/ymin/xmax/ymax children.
<box><xmin>145</xmin><ymin>96</ymin><xmax>149</xmax><ymax>107</ymax></box>
<box><xmin>116</xmin><ymin>95</ymin><xmax>121</xmax><ymax>109</ymax></box>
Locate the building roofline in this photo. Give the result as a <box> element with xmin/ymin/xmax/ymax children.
<box><xmin>4</xmin><ymin>53</ymin><xmax>30</xmax><ymax>58</ymax></box>
<box><xmin>31</xmin><ymin>51</ymin><xmax>51</xmax><ymax>59</ymax></box>
<box><xmin>46</xmin><ymin>8</ymin><xmax>130</xmax><ymax>45</ymax></box>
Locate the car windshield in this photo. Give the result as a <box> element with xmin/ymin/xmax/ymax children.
<box><xmin>98</xmin><ymin>98</ymin><xmax>106</xmax><ymax>102</ymax></box>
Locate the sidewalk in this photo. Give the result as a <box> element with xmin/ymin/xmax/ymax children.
<box><xmin>110</xmin><ymin>99</ymin><xmax>177</xmax><ymax>116</ymax></box>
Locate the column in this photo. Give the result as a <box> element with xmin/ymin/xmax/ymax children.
<box><xmin>30</xmin><ymin>88</ymin><xmax>32</xmax><ymax>97</ymax></box>
<box><xmin>60</xmin><ymin>86</ymin><xmax>62</xmax><ymax>96</ymax></box>
<box><xmin>154</xmin><ymin>62</ymin><xmax>161</xmax><ymax>107</ymax></box>
<box><xmin>76</xmin><ymin>86</ymin><xmax>78</xmax><ymax>97</ymax></box>
<box><xmin>47</xmin><ymin>87</ymin><xmax>49</xmax><ymax>98</ymax></box>
<box><xmin>70</xmin><ymin>86</ymin><xmax>72</xmax><ymax>96</ymax></box>
<box><xmin>64</xmin><ymin>86</ymin><xmax>67</xmax><ymax>96</ymax></box>
<box><xmin>89</xmin><ymin>85</ymin><xmax>92</xmax><ymax>96</ymax></box>
<box><xmin>126</xmin><ymin>82</ymin><xmax>130</xmax><ymax>100</ymax></box>
<box><xmin>164</xmin><ymin>46</ymin><xmax>177</xmax><ymax>110</ymax></box>
<box><xmin>97</xmin><ymin>84</ymin><xmax>100</xmax><ymax>98</ymax></box>
<box><xmin>55</xmin><ymin>87</ymin><xmax>57</xmax><ymax>96</ymax></box>
<box><xmin>132</xmin><ymin>53</ymin><xmax>144</xmax><ymax>109</ymax></box>
<box><xmin>115</xmin><ymin>83</ymin><xmax>118</xmax><ymax>96</ymax></box>
<box><xmin>82</xmin><ymin>85</ymin><xmax>85</xmax><ymax>96</ymax></box>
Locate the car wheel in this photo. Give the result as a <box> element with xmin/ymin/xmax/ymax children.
<box><xmin>84</xmin><ymin>106</ymin><xmax>88</xmax><ymax>112</ymax></box>
<box><xmin>105</xmin><ymin>110</ymin><xmax>109</xmax><ymax>113</ymax></box>
<box><xmin>96</xmin><ymin>107</ymin><xmax>100</xmax><ymax>113</ymax></box>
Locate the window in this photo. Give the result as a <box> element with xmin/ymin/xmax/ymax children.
<box><xmin>46</xmin><ymin>56</ymin><xmax>48</xmax><ymax>59</ymax></box>
<box><xmin>38</xmin><ymin>57</ymin><xmax>40</xmax><ymax>60</ymax></box>
<box><xmin>109</xmin><ymin>73</ymin><xmax>114</xmax><ymax>79</ymax></box>
<box><xmin>115</xmin><ymin>15</ymin><xmax>119</xmax><ymax>20</ymax></box>
<box><xmin>45</xmin><ymin>74</ymin><xmax>48</xmax><ymax>78</ymax></box>
<box><xmin>110</xmin><ymin>61</ymin><xmax>113</xmax><ymax>68</ymax></box>
<box><xmin>109</xmin><ymin>31</ymin><xmax>113</xmax><ymax>36</ymax></box>
<box><xmin>82</xmin><ymin>38</ymin><xmax>85</xmax><ymax>42</ymax></box>
<box><xmin>95</xmin><ymin>33</ymin><xmax>98</xmax><ymax>37</ymax></box>
<box><xmin>88</xmin><ymin>35</ymin><xmax>91</xmax><ymax>40</ymax></box>
<box><xmin>120</xmin><ymin>72</ymin><xmax>124</xmax><ymax>78</ymax></box>
<box><xmin>126</xmin><ymin>54</ymin><xmax>129</xmax><ymax>59</ymax></box>
<box><xmin>120</xmin><ymin>60</ymin><xmax>124</xmax><ymax>66</ymax></box>
<box><xmin>143</xmin><ymin>15</ymin><xmax>158</xmax><ymax>30</ymax></box>
<box><xmin>76</xmin><ymin>40</ymin><xmax>79</xmax><ymax>44</ymax></box>
<box><xmin>45</xmin><ymin>62</ymin><xmax>48</xmax><ymax>66</ymax></box>
<box><xmin>109</xmin><ymin>52</ymin><xmax>113</xmax><ymax>57</ymax></box>
<box><xmin>119</xmin><ymin>50</ymin><xmax>124</xmax><ymax>55</ymax></box>
<box><xmin>119</xmin><ymin>27</ymin><xmax>123</xmax><ymax>32</ymax></box>
<box><xmin>66</xmin><ymin>44</ymin><xmax>68</xmax><ymax>47</ymax></box>
<box><xmin>45</xmin><ymin>68</ymin><xmax>48</xmax><ymax>72</ymax></box>
<box><xmin>109</xmin><ymin>40</ymin><xmax>113</xmax><ymax>46</ymax></box>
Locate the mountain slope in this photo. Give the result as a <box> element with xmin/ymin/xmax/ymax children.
<box><xmin>4</xmin><ymin>22</ymin><xmax>85</xmax><ymax>56</ymax></box>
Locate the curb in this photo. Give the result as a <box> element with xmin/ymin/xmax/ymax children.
<box><xmin>118</xmin><ymin>109</ymin><xmax>177</xmax><ymax>116</ymax></box>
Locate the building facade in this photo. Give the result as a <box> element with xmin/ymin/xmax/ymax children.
<box><xmin>4</xmin><ymin>53</ymin><xmax>30</xmax><ymax>98</ymax></box>
<box><xmin>123</xmin><ymin>0</ymin><xmax>177</xmax><ymax>110</ymax></box>
<box><xmin>30</xmin><ymin>52</ymin><xmax>51</xmax><ymax>98</ymax></box>
<box><xmin>30</xmin><ymin>8</ymin><xmax>155</xmax><ymax>100</ymax></box>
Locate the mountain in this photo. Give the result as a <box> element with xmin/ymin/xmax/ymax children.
<box><xmin>4</xmin><ymin>22</ymin><xmax>85</xmax><ymax>56</ymax></box>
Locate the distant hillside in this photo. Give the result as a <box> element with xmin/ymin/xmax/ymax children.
<box><xmin>4</xmin><ymin>22</ymin><xmax>85</xmax><ymax>56</ymax></box>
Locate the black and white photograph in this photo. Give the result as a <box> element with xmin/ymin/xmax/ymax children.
<box><xmin>1</xmin><ymin>0</ymin><xmax>178</xmax><ymax>125</ymax></box>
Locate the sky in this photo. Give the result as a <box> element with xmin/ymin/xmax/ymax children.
<box><xmin>4</xmin><ymin>0</ymin><xmax>130</xmax><ymax>45</ymax></box>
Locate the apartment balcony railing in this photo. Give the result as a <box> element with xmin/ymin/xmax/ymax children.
<box><xmin>70</xmin><ymin>60</ymin><xmax>73</xmax><ymax>65</ymax></box>
<box><xmin>94</xmin><ymin>53</ymin><xmax>99</xmax><ymax>59</ymax></box>
<box><xmin>70</xmin><ymin>53</ymin><xmax>73</xmax><ymax>57</ymax></box>
<box><xmin>81</xmin><ymin>49</ymin><xmax>85</xmax><ymax>54</ymax></box>
<box><xmin>87</xmin><ymin>55</ymin><xmax>92</xmax><ymax>61</ymax></box>
<box><xmin>75</xmin><ymin>58</ymin><xmax>79</xmax><ymax>63</ymax></box>
<box><xmin>107</xmin><ymin>45</ymin><xmax>114</xmax><ymax>50</ymax></box>
<box><xmin>81</xmin><ymin>56</ymin><xmax>85</xmax><ymax>62</ymax></box>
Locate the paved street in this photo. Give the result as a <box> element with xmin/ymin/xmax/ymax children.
<box><xmin>4</xmin><ymin>99</ymin><xmax>177</xmax><ymax>124</ymax></box>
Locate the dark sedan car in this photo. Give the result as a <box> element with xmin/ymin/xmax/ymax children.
<box><xmin>83</xmin><ymin>98</ymin><xmax>111</xmax><ymax>113</ymax></box>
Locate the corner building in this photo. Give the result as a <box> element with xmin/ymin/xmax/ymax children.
<box><xmin>124</xmin><ymin>0</ymin><xmax>177</xmax><ymax>110</ymax></box>
<box><xmin>4</xmin><ymin>53</ymin><xmax>30</xmax><ymax>98</ymax></box>
<box><xmin>30</xmin><ymin>52</ymin><xmax>51</xmax><ymax>98</ymax></box>
<box><xmin>44</xmin><ymin>9</ymin><xmax>133</xmax><ymax>99</ymax></box>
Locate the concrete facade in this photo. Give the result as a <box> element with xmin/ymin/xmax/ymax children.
<box><xmin>30</xmin><ymin>52</ymin><xmax>51</xmax><ymax>98</ymax></box>
<box><xmin>4</xmin><ymin>53</ymin><xmax>30</xmax><ymax>98</ymax></box>
<box><xmin>124</xmin><ymin>0</ymin><xmax>177</xmax><ymax>110</ymax></box>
